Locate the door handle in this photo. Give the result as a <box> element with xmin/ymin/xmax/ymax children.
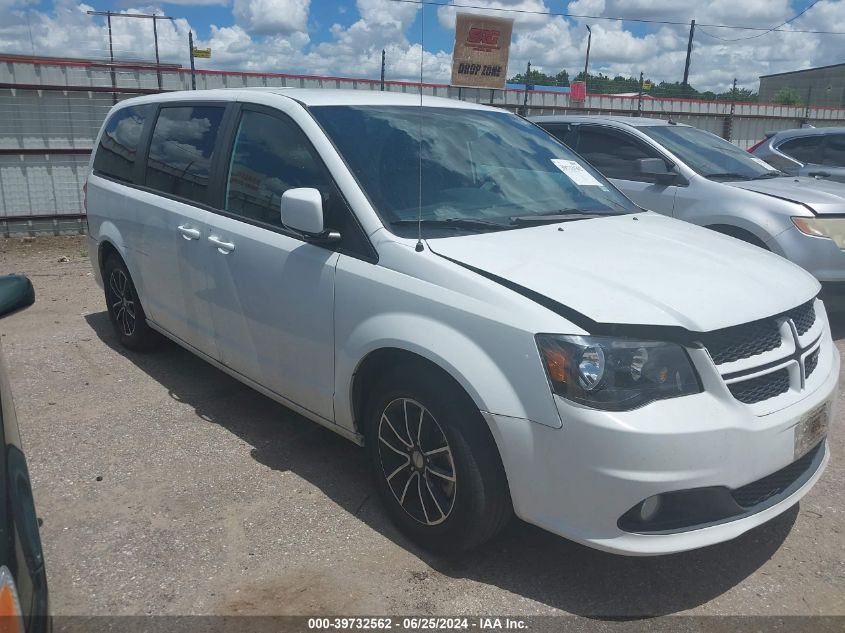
<box><xmin>208</xmin><ymin>235</ymin><xmax>235</xmax><ymax>254</ymax></box>
<box><xmin>178</xmin><ymin>225</ymin><xmax>201</xmax><ymax>240</ymax></box>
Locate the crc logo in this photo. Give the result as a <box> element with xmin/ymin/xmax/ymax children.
<box><xmin>467</xmin><ymin>28</ymin><xmax>500</xmax><ymax>46</ymax></box>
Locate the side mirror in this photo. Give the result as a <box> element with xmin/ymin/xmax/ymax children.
<box><xmin>637</xmin><ymin>158</ymin><xmax>678</xmax><ymax>184</ymax></box>
<box><xmin>280</xmin><ymin>188</ymin><xmax>340</xmax><ymax>244</ymax></box>
<box><xmin>0</xmin><ymin>275</ymin><xmax>35</xmax><ymax>319</ymax></box>
<box><xmin>808</xmin><ymin>171</ymin><xmax>831</xmax><ymax>179</ymax></box>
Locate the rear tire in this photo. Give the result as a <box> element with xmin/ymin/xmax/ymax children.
<box><xmin>364</xmin><ymin>364</ymin><xmax>512</xmax><ymax>553</ymax></box>
<box><xmin>103</xmin><ymin>254</ymin><xmax>161</xmax><ymax>352</ymax></box>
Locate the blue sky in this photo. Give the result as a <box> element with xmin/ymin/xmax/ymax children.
<box><xmin>1</xmin><ymin>0</ymin><xmax>842</xmax><ymax>92</ymax></box>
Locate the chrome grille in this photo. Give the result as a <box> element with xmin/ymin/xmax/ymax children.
<box><xmin>728</xmin><ymin>369</ymin><xmax>790</xmax><ymax>404</ymax></box>
<box><xmin>700</xmin><ymin>319</ymin><xmax>781</xmax><ymax>365</ymax></box>
<box><xmin>787</xmin><ymin>300</ymin><xmax>816</xmax><ymax>336</ymax></box>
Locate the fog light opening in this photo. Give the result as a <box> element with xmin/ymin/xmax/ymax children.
<box><xmin>639</xmin><ymin>495</ymin><xmax>662</xmax><ymax>522</ymax></box>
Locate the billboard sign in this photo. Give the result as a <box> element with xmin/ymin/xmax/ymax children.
<box><xmin>450</xmin><ymin>13</ymin><xmax>514</xmax><ymax>89</ymax></box>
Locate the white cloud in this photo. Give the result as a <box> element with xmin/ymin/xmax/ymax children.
<box><xmin>1</xmin><ymin>0</ymin><xmax>844</xmax><ymax>95</ymax></box>
<box><xmin>232</xmin><ymin>0</ymin><xmax>309</xmax><ymax>35</ymax></box>
<box><xmin>145</xmin><ymin>0</ymin><xmax>226</xmax><ymax>5</ymax></box>
<box><xmin>437</xmin><ymin>0</ymin><xmax>551</xmax><ymax>29</ymax></box>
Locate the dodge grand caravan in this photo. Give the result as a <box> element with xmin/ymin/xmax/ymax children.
<box><xmin>86</xmin><ymin>89</ymin><xmax>837</xmax><ymax>555</ymax></box>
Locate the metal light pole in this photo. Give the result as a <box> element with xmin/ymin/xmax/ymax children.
<box><xmin>583</xmin><ymin>25</ymin><xmax>592</xmax><ymax>94</ymax></box>
<box><xmin>380</xmin><ymin>49</ymin><xmax>386</xmax><ymax>91</ymax></box>
<box><xmin>188</xmin><ymin>30</ymin><xmax>197</xmax><ymax>90</ymax></box>
<box><xmin>637</xmin><ymin>71</ymin><xmax>644</xmax><ymax>117</ymax></box>
<box><xmin>522</xmin><ymin>60</ymin><xmax>531</xmax><ymax>116</ymax></box>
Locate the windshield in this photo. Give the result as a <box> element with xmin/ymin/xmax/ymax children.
<box><xmin>640</xmin><ymin>125</ymin><xmax>783</xmax><ymax>181</ymax></box>
<box><xmin>310</xmin><ymin>105</ymin><xmax>637</xmax><ymax>237</ymax></box>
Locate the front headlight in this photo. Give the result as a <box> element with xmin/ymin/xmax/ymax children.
<box><xmin>792</xmin><ymin>217</ymin><xmax>845</xmax><ymax>249</ymax></box>
<box><xmin>536</xmin><ymin>334</ymin><xmax>702</xmax><ymax>411</ymax></box>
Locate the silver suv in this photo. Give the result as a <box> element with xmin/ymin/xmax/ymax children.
<box><xmin>533</xmin><ymin>115</ymin><xmax>845</xmax><ymax>307</ymax></box>
<box><xmin>749</xmin><ymin>127</ymin><xmax>845</xmax><ymax>183</ymax></box>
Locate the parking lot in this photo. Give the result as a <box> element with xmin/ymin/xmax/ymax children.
<box><xmin>1</xmin><ymin>234</ymin><xmax>844</xmax><ymax>619</ymax></box>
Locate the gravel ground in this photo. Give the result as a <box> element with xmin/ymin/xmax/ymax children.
<box><xmin>0</xmin><ymin>235</ymin><xmax>843</xmax><ymax>619</ymax></box>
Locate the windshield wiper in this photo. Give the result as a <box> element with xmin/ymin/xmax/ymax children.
<box><xmin>510</xmin><ymin>210</ymin><xmax>603</xmax><ymax>225</ymax></box>
<box><xmin>751</xmin><ymin>172</ymin><xmax>784</xmax><ymax>179</ymax></box>
<box><xmin>390</xmin><ymin>218</ymin><xmax>505</xmax><ymax>232</ymax></box>
<box><xmin>703</xmin><ymin>172</ymin><xmax>753</xmax><ymax>181</ymax></box>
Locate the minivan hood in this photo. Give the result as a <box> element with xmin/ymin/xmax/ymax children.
<box><xmin>427</xmin><ymin>213</ymin><xmax>818</xmax><ymax>332</ymax></box>
<box><xmin>726</xmin><ymin>176</ymin><xmax>845</xmax><ymax>215</ymax></box>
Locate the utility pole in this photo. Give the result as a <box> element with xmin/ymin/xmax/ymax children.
<box><xmin>153</xmin><ymin>17</ymin><xmax>161</xmax><ymax>90</ymax></box>
<box><xmin>682</xmin><ymin>19</ymin><xmax>695</xmax><ymax>96</ymax></box>
<box><xmin>87</xmin><ymin>11</ymin><xmax>174</xmax><ymax>95</ymax></box>
<box><xmin>107</xmin><ymin>13</ymin><xmax>115</xmax><ymax>104</ymax></box>
<box><xmin>522</xmin><ymin>60</ymin><xmax>531</xmax><ymax>116</ymax></box>
<box><xmin>726</xmin><ymin>77</ymin><xmax>737</xmax><ymax>140</ymax></box>
<box><xmin>802</xmin><ymin>85</ymin><xmax>813</xmax><ymax>125</ymax></box>
<box><xmin>188</xmin><ymin>30</ymin><xmax>197</xmax><ymax>90</ymax></box>
<box><xmin>583</xmin><ymin>25</ymin><xmax>592</xmax><ymax>95</ymax></box>
<box><xmin>380</xmin><ymin>49</ymin><xmax>386</xmax><ymax>91</ymax></box>
<box><xmin>637</xmin><ymin>71</ymin><xmax>644</xmax><ymax>116</ymax></box>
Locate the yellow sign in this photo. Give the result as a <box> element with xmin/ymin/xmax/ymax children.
<box><xmin>450</xmin><ymin>13</ymin><xmax>513</xmax><ymax>90</ymax></box>
<box><xmin>192</xmin><ymin>48</ymin><xmax>211</xmax><ymax>59</ymax></box>
<box><xmin>643</xmin><ymin>80</ymin><xmax>652</xmax><ymax>91</ymax></box>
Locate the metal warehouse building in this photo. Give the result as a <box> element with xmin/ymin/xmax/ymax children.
<box><xmin>759</xmin><ymin>63</ymin><xmax>845</xmax><ymax>108</ymax></box>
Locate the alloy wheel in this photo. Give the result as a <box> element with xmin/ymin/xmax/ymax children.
<box><xmin>108</xmin><ymin>268</ymin><xmax>136</xmax><ymax>337</ymax></box>
<box><xmin>377</xmin><ymin>398</ymin><xmax>456</xmax><ymax>526</ymax></box>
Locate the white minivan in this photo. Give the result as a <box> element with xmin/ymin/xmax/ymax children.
<box><xmin>86</xmin><ymin>89</ymin><xmax>837</xmax><ymax>556</ymax></box>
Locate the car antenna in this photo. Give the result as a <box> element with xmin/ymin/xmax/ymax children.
<box><xmin>415</xmin><ymin>3</ymin><xmax>425</xmax><ymax>253</ymax></box>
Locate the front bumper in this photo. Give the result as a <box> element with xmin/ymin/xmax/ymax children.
<box><xmin>771</xmin><ymin>224</ymin><xmax>845</xmax><ymax>283</ymax></box>
<box><xmin>484</xmin><ymin>320</ymin><xmax>839</xmax><ymax>556</ymax></box>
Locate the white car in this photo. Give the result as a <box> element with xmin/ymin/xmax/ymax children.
<box><xmin>86</xmin><ymin>89</ymin><xmax>837</xmax><ymax>556</ymax></box>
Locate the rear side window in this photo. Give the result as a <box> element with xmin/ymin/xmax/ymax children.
<box><xmin>822</xmin><ymin>135</ymin><xmax>845</xmax><ymax>167</ymax></box>
<box><xmin>539</xmin><ymin>122</ymin><xmax>577</xmax><ymax>148</ymax></box>
<box><xmin>225</xmin><ymin>110</ymin><xmax>329</xmax><ymax>226</ymax></box>
<box><xmin>778</xmin><ymin>136</ymin><xmax>825</xmax><ymax>164</ymax></box>
<box><xmin>577</xmin><ymin>126</ymin><xmax>666</xmax><ymax>182</ymax></box>
<box><xmin>145</xmin><ymin>105</ymin><xmax>225</xmax><ymax>205</ymax></box>
<box><xmin>93</xmin><ymin>105</ymin><xmax>150</xmax><ymax>183</ymax></box>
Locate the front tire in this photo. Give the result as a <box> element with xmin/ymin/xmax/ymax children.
<box><xmin>365</xmin><ymin>365</ymin><xmax>512</xmax><ymax>553</ymax></box>
<box><xmin>103</xmin><ymin>255</ymin><xmax>160</xmax><ymax>352</ymax></box>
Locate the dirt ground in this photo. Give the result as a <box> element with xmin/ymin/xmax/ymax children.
<box><xmin>0</xmin><ymin>234</ymin><xmax>843</xmax><ymax>619</ymax></box>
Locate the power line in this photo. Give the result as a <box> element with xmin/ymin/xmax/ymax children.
<box><xmin>698</xmin><ymin>0</ymin><xmax>822</xmax><ymax>41</ymax></box>
<box><xmin>388</xmin><ymin>0</ymin><xmax>845</xmax><ymax>35</ymax></box>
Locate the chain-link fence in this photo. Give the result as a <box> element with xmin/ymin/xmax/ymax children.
<box><xmin>3</xmin><ymin>54</ymin><xmax>845</xmax><ymax>235</ymax></box>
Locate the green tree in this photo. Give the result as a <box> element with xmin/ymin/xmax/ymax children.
<box><xmin>773</xmin><ymin>86</ymin><xmax>801</xmax><ymax>105</ymax></box>
<box><xmin>507</xmin><ymin>69</ymin><xmax>758</xmax><ymax>101</ymax></box>
<box><xmin>508</xmin><ymin>68</ymin><xmax>570</xmax><ymax>86</ymax></box>
<box><xmin>716</xmin><ymin>87</ymin><xmax>757</xmax><ymax>102</ymax></box>
<box><xmin>553</xmin><ymin>69</ymin><xmax>570</xmax><ymax>86</ymax></box>
<box><xmin>651</xmin><ymin>81</ymin><xmax>700</xmax><ymax>99</ymax></box>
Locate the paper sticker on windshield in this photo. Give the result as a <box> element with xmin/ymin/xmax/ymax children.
<box><xmin>551</xmin><ymin>159</ymin><xmax>605</xmax><ymax>186</ymax></box>
<box><xmin>750</xmin><ymin>156</ymin><xmax>778</xmax><ymax>171</ymax></box>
